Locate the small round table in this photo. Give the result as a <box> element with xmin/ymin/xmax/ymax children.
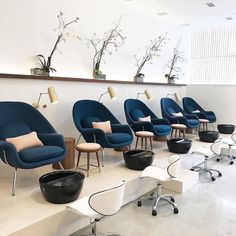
<box><xmin>75</xmin><ymin>143</ymin><xmax>101</xmax><ymax>177</ymax></box>
<box><xmin>170</xmin><ymin>124</ymin><xmax>187</xmax><ymax>139</ymax></box>
<box><xmin>135</xmin><ymin>131</ymin><xmax>154</xmax><ymax>151</ymax></box>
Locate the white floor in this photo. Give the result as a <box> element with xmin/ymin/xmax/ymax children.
<box><xmin>0</xmin><ymin>132</ymin><xmax>234</xmax><ymax>236</ymax></box>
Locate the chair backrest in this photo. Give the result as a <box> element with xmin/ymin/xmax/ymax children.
<box><xmin>182</xmin><ymin>97</ymin><xmax>204</xmax><ymax>114</ymax></box>
<box><xmin>0</xmin><ymin>101</ymin><xmax>56</xmax><ymax>140</ymax></box>
<box><xmin>124</xmin><ymin>99</ymin><xmax>157</xmax><ymax>125</ymax></box>
<box><xmin>167</xmin><ymin>154</ymin><xmax>181</xmax><ymax>178</ymax></box>
<box><xmin>210</xmin><ymin>139</ymin><xmax>222</xmax><ymax>155</ymax></box>
<box><xmin>89</xmin><ymin>180</ymin><xmax>125</xmax><ymax>216</ymax></box>
<box><xmin>160</xmin><ymin>98</ymin><xmax>186</xmax><ymax>119</ymax></box>
<box><xmin>73</xmin><ymin>100</ymin><xmax>120</xmax><ymax>132</ymax></box>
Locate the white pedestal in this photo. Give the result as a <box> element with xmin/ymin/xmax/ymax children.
<box><xmin>163</xmin><ymin>169</ymin><xmax>199</xmax><ymax>193</ymax></box>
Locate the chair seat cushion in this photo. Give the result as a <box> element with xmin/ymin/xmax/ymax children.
<box><xmin>19</xmin><ymin>146</ymin><xmax>64</xmax><ymax>163</ymax></box>
<box><xmin>154</xmin><ymin>125</ymin><xmax>171</xmax><ymax>135</ymax></box>
<box><xmin>188</xmin><ymin>119</ymin><xmax>199</xmax><ymax>126</ymax></box>
<box><xmin>106</xmin><ymin>133</ymin><xmax>132</xmax><ymax>144</ymax></box>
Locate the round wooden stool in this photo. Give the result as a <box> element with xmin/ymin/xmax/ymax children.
<box><xmin>171</xmin><ymin>124</ymin><xmax>187</xmax><ymax>138</ymax></box>
<box><xmin>75</xmin><ymin>143</ymin><xmax>101</xmax><ymax>177</ymax></box>
<box><xmin>199</xmin><ymin>119</ymin><xmax>209</xmax><ymax>131</ymax></box>
<box><xmin>135</xmin><ymin>131</ymin><xmax>154</xmax><ymax>151</ymax></box>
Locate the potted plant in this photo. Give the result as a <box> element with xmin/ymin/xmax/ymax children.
<box><xmin>31</xmin><ymin>12</ymin><xmax>79</xmax><ymax>76</ymax></box>
<box><xmin>87</xmin><ymin>18</ymin><xmax>125</xmax><ymax>80</ymax></box>
<box><xmin>133</xmin><ymin>34</ymin><xmax>167</xmax><ymax>82</ymax></box>
<box><xmin>165</xmin><ymin>40</ymin><xmax>185</xmax><ymax>84</ymax></box>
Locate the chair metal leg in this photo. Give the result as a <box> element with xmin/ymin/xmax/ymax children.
<box><xmin>58</xmin><ymin>162</ymin><xmax>64</xmax><ymax>170</ymax></box>
<box><xmin>12</xmin><ymin>167</ymin><xmax>17</xmax><ymax>196</ymax></box>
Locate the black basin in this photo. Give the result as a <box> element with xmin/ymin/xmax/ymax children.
<box><xmin>39</xmin><ymin>171</ymin><xmax>85</xmax><ymax>204</ymax></box>
<box><xmin>217</xmin><ymin>124</ymin><xmax>235</xmax><ymax>134</ymax></box>
<box><xmin>123</xmin><ymin>149</ymin><xmax>154</xmax><ymax>170</ymax></box>
<box><xmin>199</xmin><ymin>131</ymin><xmax>219</xmax><ymax>143</ymax></box>
<box><xmin>167</xmin><ymin>138</ymin><xmax>192</xmax><ymax>154</ymax></box>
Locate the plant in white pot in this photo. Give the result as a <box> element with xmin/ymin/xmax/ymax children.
<box><xmin>87</xmin><ymin>18</ymin><xmax>126</xmax><ymax>79</ymax></box>
<box><xmin>133</xmin><ymin>34</ymin><xmax>167</xmax><ymax>82</ymax></box>
<box><xmin>31</xmin><ymin>12</ymin><xmax>79</xmax><ymax>76</ymax></box>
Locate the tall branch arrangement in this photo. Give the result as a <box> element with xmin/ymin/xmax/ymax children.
<box><xmin>165</xmin><ymin>41</ymin><xmax>184</xmax><ymax>81</ymax></box>
<box><xmin>36</xmin><ymin>12</ymin><xmax>79</xmax><ymax>73</ymax></box>
<box><xmin>87</xmin><ymin>18</ymin><xmax>126</xmax><ymax>76</ymax></box>
<box><xmin>134</xmin><ymin>34</ymin><xmax>167</xmax><ymax>78</ymax></box>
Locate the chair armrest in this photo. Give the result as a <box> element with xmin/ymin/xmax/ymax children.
<box><xmin>111</xmin><ymin>124</ymin><xmax>133</xmax><ymax>135</ymax></box>
<box><xmin>0</xmin><ymin>140</ymin><xmax>20</xmax><ymax>166</ymax></box>
<box><xmin>205</xmin><ymin>111</ymin><xmax>215</xmax><ymax>116</ymax></box>
<box><xmin>38</xmin><ymin>133</ymin><xmax>66</xmax><ymax>150</ymax></box>
<box><xmin>184</xmin><ymin>114</ymin><xmax>198</xmax><ymax>119</ymax></box>
<box><xmin>168</xmin><ymin>116</ymin><xmax>189</xmax><ymax>125</ymax></box>
<box><xmin>131</xmin><ymin>121</ymin><xmax>156</xmax><ymax>133</ymax></box>
<box><xmin>151</xmin><ymin>118</ymin><xmax>170</xmax><ymax>125</ymax></box>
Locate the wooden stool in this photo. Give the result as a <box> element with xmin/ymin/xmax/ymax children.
<box><xmin>171</xmin><ymin>124</ymin><xmax>187</xmax><ymax>138</ymax></box>
<box><xmin>135</xmin><ymin>131</ymin><xmax>154</xmax><ymax>151</ymax></box>
<box><xmin>199</xmin><ymin>119</ymin><xmax>209</xmax><ymax>131</ymax></box>
<box><xmin>75</xmin><ymin>143</ymin><xmax>101</xmax><ymax>177</ymax></box>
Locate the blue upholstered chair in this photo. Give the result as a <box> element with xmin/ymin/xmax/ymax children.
<box><xmin>0</xmin><ymin>101</ymin><xmax>66</xmax><ymax>195</ymax></box>
<box><xmin>160</xmin><ymin>97</ymin><xmax>200</xmax><ymax>129</ymax></box>
<box><xmin>124</xmin><ymin>99</ymin><xmax>171</xmax><ymax>137</ymax></box>
<box><xmin>73</xmin><ymin>100</ymin><xmax>133</xmax><ymax>158</ymax></box>
<box><xmin>182</xmin><ymin>97</ymin><xmax>216</xmax><ymax>123</ymax></box>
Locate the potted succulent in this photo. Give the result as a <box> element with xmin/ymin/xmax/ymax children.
<box><xmin>31</xmin><ymin>12</ymin><xmax>79</xmax><ymax>76</ymax></box>
<box><xmin>133</xmin><ymin>34</ymin><xmax>167</xmax><ymax>82</ymax></box>
<box><xmin>87</xmin><ymin>18</ymin><xmax>125</xmax><ymax>80</ymax></box>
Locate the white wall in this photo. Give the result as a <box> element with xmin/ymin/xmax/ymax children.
<box><xmin>0</xmin><ymin>77</ymin><xmax>186</xmax><ymax>139</ymax></box>
<box><xmin>187</xmin><ymin>85</ymin><xmax>236</xmax><ymax>125</ymax></box>
<box><xmin>0</xmin><ymin>0</ymin><xmax>190</xmax><ymax>83</ymax></box>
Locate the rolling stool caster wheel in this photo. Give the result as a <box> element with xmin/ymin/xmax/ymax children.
<box><xmin>170</xmin><ymin>197</ymin><xmax>175</xmax><ymax>202</ymax></box>
<box><xmin>137</xmin><ymin>201</ymin><xmax>142</xmax><ymax>207</ymax></box>
<box><xmin>190</xmin><ymin>168</ymin><xmax>194</xmax><ymax>171</ymax></box>
<box><xmin>174</xmin><ymin>208</ymin><xmax>179</xmax><ymax>214</ymax></box>
<box><xmin>233</xmin><ymin>156</ymin><xmax>236</xmax><ymax>160</ymax></box>
<box><xmin>218</xmin><ymin>173</ymin><xmax>222</xmax><ymax>177</ymax></box>
<box><xmin>216</xmin><ymin>158</ymin><xmax>220</xmax><ymax>162</ymax></box>
<box><xmin>230</xmin><ymin>161</ymin><xmax>234</xmax><ymax>165</ymax></box>
<box><xmin>152</xmin><ymin>210</ymin><xmax>157</xmax><ymax>216</ymax></box>
<box><xmin>211</xmin><ymin>177</ymin><xmax>216</xmax><ymax>181</ymax></box>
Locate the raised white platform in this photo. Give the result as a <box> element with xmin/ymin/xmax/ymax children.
<box><xmin>1</xmin><ymin>133</ymin><xmax>220</xmax><ymax>236</ymax></box>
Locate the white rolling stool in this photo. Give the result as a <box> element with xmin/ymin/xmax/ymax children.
<box><xmin>220</xmin><ymin>133</ymin><xmax>236</xmax><ymax>165</ymax></box>
<box><xmin>66</xmin><ymin>180</ymin><xmax>125</xmax><ymax>236</ymax></box>
<box><xmin>137</xmin><ymin>154</ymin><xmax>181</xmax><ymax>216</ymax></box>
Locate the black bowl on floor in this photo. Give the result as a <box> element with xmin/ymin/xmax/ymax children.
<box><xmin>217</xmin><ymin>124</ymin><xmax>235</xmax><ymax>134</ymax></box>
<box><xmin>123</xmin><ymin>149</ymin><xmax>154</xmax><ymax>170</ymax></box>
<box><xmin>198</xmin><ymin>131</ymin><xmax>219</xmax><ymax>143</ymax></box>
<box><xmin>39</xmin><ymin>171</ymin><xmax>85</xmax><ymax>204</ymax></box>
<box><xmin>167</xmin><ymin>138</ymin><xmax>192</xmax><ymax>154</ymax></box>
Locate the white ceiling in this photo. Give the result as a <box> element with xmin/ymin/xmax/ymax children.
<box><xmin>123</xmin><ymin>0</ymin><xmax>236</xmax><ymax>29</ymax></box>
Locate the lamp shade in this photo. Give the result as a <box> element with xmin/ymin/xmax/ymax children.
<box><xmin>174</xmin><ymin>93</ymin><xmax>181</xmax><ymax>102</ymax></box>
<box><xmin>144</xmin><ymin>90</ymin><xmax>152</xmax><ymax>100</ymax></box>
<box><xmin>107</xmin><ymin>86</ymin><xmax>117</xmax><ymax>100</ymax></box>
<box><xmin>48</xmin><ymin>87</ymin><xmax>59</xmax><ymax>104</ymax></box>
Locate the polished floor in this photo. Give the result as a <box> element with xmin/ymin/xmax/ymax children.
<box><xmin>74</xmin><ymin>136</ymin><xmax>236</xmax><ymax>236</ymax></box>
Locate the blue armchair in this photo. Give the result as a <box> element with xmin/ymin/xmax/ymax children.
<box><xmin>0</xmin><ymin>101</ymin><xmax>66</xmax><ymax>195</ymax></box>
<box><xmin>73</xmin><ymin>100</ymin><xmax>133</xmax><ymax>153</ymax></box>
<box><xmin>124</xmin><ymin>99</ymin><xmax>171</xmax><ymax>137</ymax></box>
<box><xmin>160</xmin><ymin>97</ymin><xmax>200</xmax><ymax>129</ymax></box>
<box><xmin>182</xmin><ymin>97</ymin><xmax>216</xmax><ymax>123</ymax></box>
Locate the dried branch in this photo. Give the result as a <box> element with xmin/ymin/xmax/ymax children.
<box><xmin>133</xmin><ymin>34</ymin><xmax>167</xmax><ymax>78</ymax></box>
<box><xmin>164</xmin><ymin>40</ymin><xmax>185</xmax><ymax>80</ymax></box>
<box><xmin>87</xmin><ymin>17</ymin><xmax>126</xmax><ymax>75</ymax></box>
